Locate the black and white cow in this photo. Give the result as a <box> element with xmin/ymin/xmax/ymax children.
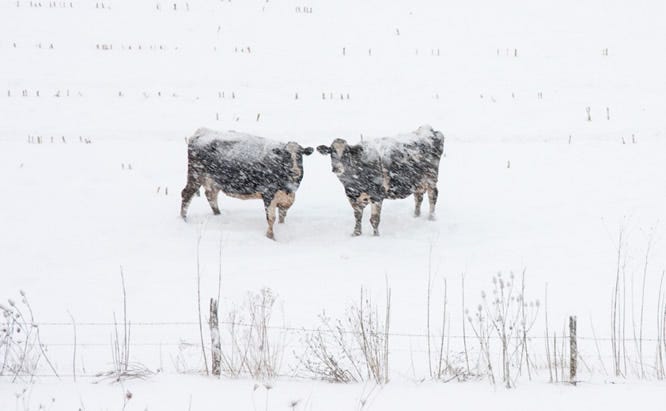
<box><xmin>181</xmin><ymin>128</ymin><xmax>314</xmax><ymax>239</ymax></box>
<box><xmin>317</xmin><ymin>125</ymin><xmax>444</xmax><ymax>236</ymax></box>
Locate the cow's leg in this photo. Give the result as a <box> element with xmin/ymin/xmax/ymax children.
<box><xmin>180</xmin><ymin>176</ymin><xmax>201</xmax><ymax>219</ymax></box>
<box><xmin>414</xmin><ymin>191</ymin><xmax>424</xmax><ymax>217</ymax></box>
<box><xmin>263</xmin><ymin>194</ymin><xmax>277</xmax><ymax>240</ymax></box>
<box><xmin>277</xmin><ymin>192</ymin><xmax>295</xmax><ymax>224</ymax></box>
<box><xmin>427</xmin><ymin>186</ymin><xmax>439</xmax><ymax>221</ymax></box>
<box><xmin>349</xmin><ymin>194</ymin><xmax>370</xmax><ymax>236</ymax></box>
<box><xmin>278</xmin><ymin>207</ymin><xmax>287</xmax><ymax>224</ymax></box>
<box><xmin>352</xmin><ymin>204</ymin><xmax>364</xmax><ymax>236</ymax></box>
<box><xmin>204</xmin><ymin>187</ymin><xmax>221</xmax><ymax>215</ymax></box>
<box><xmin>370</xmin><ymin>200</ymin><xmax>383</xmax><ymax>236</ymax></box>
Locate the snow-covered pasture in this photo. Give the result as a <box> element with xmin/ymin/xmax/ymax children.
<box><xmin>2</xmin><ymin>0</ymin><xmax>666</xmax><ymax>409</ymax></box>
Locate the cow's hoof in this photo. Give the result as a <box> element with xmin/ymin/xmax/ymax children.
<box><xmin>213</xmin><ymin>210</ymin><xmax>221</xmax><ymax>215</ymax></box>
<box><xmin>278</xmin><ymin>219</ymin><xmax>285</xmax><ymax>224</ymax></box>
<box><xmin>352</xmin><ymin>231</ymin><xmax>361</xmax><ymax>237</ymax></box>
<box><xmin>414</xmin><ymin>212</ymin><xmax>421</xmax><ymax>218</ymax></box>
<box><xmin>428</xmin><ymin>214</ymin><xmax>437</xmax><ymax>221</ymax></box>
<box><xmin>266</xmin><ymin>232</ymin><xmax>275</xmax><ymax>240</ymax></box>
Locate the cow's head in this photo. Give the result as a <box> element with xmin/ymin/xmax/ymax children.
<box><xmin>317</xmin><ymin>139</ymin><xmax>363</xmax><ymax>175</ymax></box>
<box><xmin>277</xmin><ymin>142</ymin><xmax>314</xmax><ymax>181</ymax></box>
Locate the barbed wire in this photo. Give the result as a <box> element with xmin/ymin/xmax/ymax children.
<box><xmin>18</xmin><ymin>321</ymin><xmax>666</xmax><ymax>342</ymax></box>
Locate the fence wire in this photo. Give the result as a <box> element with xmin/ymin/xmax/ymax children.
<box><xmin>25</xmin><ymin>321</ymin><xmax>664</xmax><ymax>342</ymax></box>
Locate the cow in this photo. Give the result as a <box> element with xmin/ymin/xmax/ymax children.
<box><xmin>181</xmin><ymin>128</ymin><xmax>314</xmax><ymax>239</ymax></box>
<box><xmin>317</xmin><ymin>125</ymin><xmax>444</xmax><ymax>236</ymax></box>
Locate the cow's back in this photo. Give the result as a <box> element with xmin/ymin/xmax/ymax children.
<box><xmin>373</xmin><ymin>126</ymin><xmax>444</xmax><ymax>199</ymax></box>
<box><xmin>187</xmin><ymin>129</ymin><xmax>292</xmax><ymax>195</ymax></box>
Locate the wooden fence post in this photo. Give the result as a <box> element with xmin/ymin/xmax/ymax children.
<box><xmin>569</xmin><ymin>315</ymin><xmax>577</xmax><ymax>385</ymax></box>
<box><xmin>209</xmin><ymin>298</ymin><xmax>221</xmax><ymax>377</ymax></box>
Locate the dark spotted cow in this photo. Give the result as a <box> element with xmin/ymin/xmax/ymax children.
<box><xmin>317</xmin><ymin>125</ymin><xmax>444</xmax><ymax>236</ymax></box>
<box><xmin>181</xmin><ymin>128</ymin><xmax>314</xmax><ymax>239</ymax></box>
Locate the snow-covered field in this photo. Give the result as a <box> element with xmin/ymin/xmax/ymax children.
<box><xmin>2</xmin><ymin>0</ymin><xmax>666</xmax><ymax>409</ymax></box>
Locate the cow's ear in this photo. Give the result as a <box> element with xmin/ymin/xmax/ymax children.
<box><xmin>349</xmin><ymin>145</ymin><xmax>363</xmax><ymax>155</ymax></box>
<box><xmin>272</xmin><ymin>147</ymin><xmax>283</xmax><ymax>156</ymax></box>
<box><xmin>317</xmin><ymin>145</ymin><xmax>331</xmax><ymax>155</ymax></box>
<box><xmin>303</xmin><ymin>147</ymin><xmax>314</xmax><ymax>156</ymax></box>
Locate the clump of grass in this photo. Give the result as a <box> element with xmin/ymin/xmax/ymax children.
<box><xmin>467</xmin><ymin>271</ymin><xmax>539</xmax><ymax>388</ymax></box>
<box><xmin>95</xmin><ymin>269</ymin><xmax>152</xmax><ymax>382</ymax></box>
<box><xmin>0</xmin><ymin>291</ymin><xmax>58</xmax><ymax>381</ymax></box>
<box><xmin>298</xmin><ymin>286</ymin><xmax>391</xmax><ymax>384</ymax></box>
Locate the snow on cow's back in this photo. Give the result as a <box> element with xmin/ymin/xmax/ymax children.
<box><xmin>189</xmin><ymin>127</ymin><xmax>282</xmax><ymax>162</ymax></box>
<box><xmin>361</xmin><ymin>124</ymin><xmax>440</xmax><ymax>162</ymax></box>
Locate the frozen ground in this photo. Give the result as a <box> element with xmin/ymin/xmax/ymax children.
<box><xmin>2</xmin><ymin>376</ymin><xmax>666</xmax><ymax>411</ymax></box>
<box><xmin>1</xmin><ymin>0</ymin><xmax>666</xmax><ymax>409</ymax></box>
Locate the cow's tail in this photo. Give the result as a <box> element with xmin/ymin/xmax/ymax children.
<box><xmin>185</xmin><ymin>128</ymin><xmax>210</xmax><ymax>181</ymax></box>
<box><xmin>181</xmin><ymin>129</ymin><xmax>207</xmax><ymax>218</ymax></box>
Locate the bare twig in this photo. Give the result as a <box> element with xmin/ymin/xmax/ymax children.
<box><xmin>462</xmin><ymin>274</ymin><xmax>470</xmax><ymax>375</ymax></box>
<box><xmin>196</xmin><ymin>228</ymin><xmax>210</xmax><ymax>375</ymax></box>
<box><xmin>68</xmin><ymin>311</ymin><xmax>77</xmax><ymax>382</ymax></box>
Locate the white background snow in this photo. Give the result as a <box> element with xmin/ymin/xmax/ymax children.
<box><xmin>1</xmin><ymin>0</ymin><xmax>666</xmax><ymax>409</ymax></box>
